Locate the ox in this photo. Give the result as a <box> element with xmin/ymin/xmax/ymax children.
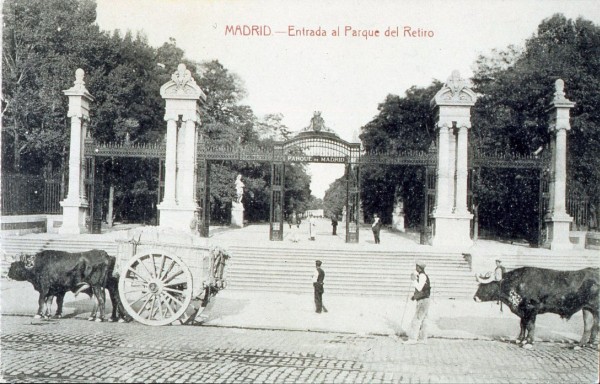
<box><xmin>8</xmin><ymin>250</ymin><xmax>119</xmax><ymax>322</ymax></box>
<box><xmin>474</xmin><ymin>267</ymin><xmax>599</xmax><ymax>348</ymax></box>
<box><xmin>46</xmin><ymin>273</ymin><xmax>128</xmax><ymax>322</ymax></box>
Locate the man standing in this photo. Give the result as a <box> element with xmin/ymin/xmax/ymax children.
<box><xmin>405</xmin><ymin>261</ymin><xmax>431</xmax><ymax>344</ymax></box>
<box><xmin>331</xmin><ymin>216</ymin><xmax>338</xmax><ymax>235</ymax></box>
<box><xmin>477</xmin><ymin>259</ymin><xmax>505</xmax><ymax>283</ymax></box>
<box><xmin>372</xmin><ymin>214</ymin><xmax>382</xmax><ymax>244</ymax></box>
<box><xmin>312</xmin><ymin>260</ymin><xmax>327</xmax><ymax>313</ymax></box>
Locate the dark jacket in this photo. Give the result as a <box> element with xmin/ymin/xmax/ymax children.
<box><xmin>413</xmin><ymin>272</ymin><xmax>431</xmax><ymax>301</ymax></box>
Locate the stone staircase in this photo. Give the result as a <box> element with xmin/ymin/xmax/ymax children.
<box><xmin>224</xmin><ymin>246</ymin><xmax>478</xmax><ymax>299</ymax></box>
<box><xmin>2</xmin><ymin>236</ymin><xmax>596</xmax><ymax>300</ymax></box>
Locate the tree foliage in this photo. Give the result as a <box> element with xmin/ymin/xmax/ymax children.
<box><xmin>354</xmin><ymin>14</ymin><xmax>599</xmax><ymax>240</ymax></box>
<box><xmin>471</xmin><ymin>14</ymin><xmax>600</xmax><ymax>239</ymax></box>
<box><xmin>1</xmin><ymin>0</ymin><xmax>313</xmax><ymax>225</ymax></box>
<box><xmin>358</xmin><ymin>84</ymin><xmax>439</xmax><ymax>227</ymax></box>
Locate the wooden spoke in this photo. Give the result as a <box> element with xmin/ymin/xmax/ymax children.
<box><xmin>127</xmin><ymin>291</ymin><xmax>152</xmax><ymax>307</ymax></box>
<box><xmin>157</xmin><ymin>254</ymin><xmax>166</xmax><ymax>280</ymax></box>
<box><xmin>127</xmin><ymin>267</ymin><xmax>149</xmax><ymax>283</ymax></box>
<box><xmin>136</xmin><ymin>294</ymin><xmax>154</xmax><ymax>316</ymax></box>
<box><xmin>137</xmin><ymin>256</ymin><xmax>155</xmax><ymax>279</ymax></box>
<box><xmin>162</xmin><ymin>269</ymin><xmax>184</xmax><ymax>285</ymax></box>
<box><xmin>163</xmin><ymin>291</ymin><xmax>185</xmax><ymax>307</ymax></box>
<box><xmin>163</xmin><ymin>286</ymin><xmax>187</xmax><ymax>294</ymax></box>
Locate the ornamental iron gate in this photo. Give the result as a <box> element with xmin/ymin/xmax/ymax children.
<box><xmin>468</xmin><ymin>146</ymin><xmax>551</xmax><ymax>246</ymax></box>
<box><xmin>83</xmin><ymin>136</ymin><xmax>166</xmax><ymax>233</ymax></box>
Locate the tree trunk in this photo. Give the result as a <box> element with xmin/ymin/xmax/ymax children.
<box><xmin>12</xmin><ymin>117</ymin><xmax>20</xmax><ymax>171</ymax></box>
<box><xmin>107</xmin><ymin>184</ymin><xmax>114</xmax><ymax>227</ymax></box>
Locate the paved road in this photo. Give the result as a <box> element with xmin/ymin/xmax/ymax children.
<box><xmin>1</xmin><ymin>316</ymin><xmax>597</xmax><ymax>383</ymax></box>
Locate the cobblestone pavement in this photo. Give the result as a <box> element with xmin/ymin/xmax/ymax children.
<box><xmin>1</xmin><ymin>316</ymin><xmax>597</xmax><ymax>383</ymax></box>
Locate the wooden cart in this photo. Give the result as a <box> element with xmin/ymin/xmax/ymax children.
<box><xmin>115</xmin><ymin>227</ymin><xmax>228</xmax><ymax>326</ymax></box>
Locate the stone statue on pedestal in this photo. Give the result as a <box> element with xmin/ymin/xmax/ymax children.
<box><xmin>231</xmin><ymin>174</ymin><xmax>245</xmax><ymax>228</ymax></box>
<box><xmin>392</xmin><ymin>190</ymin><xmax>405</xmax><ymax>232</ymax></box>
<box><xmin>235</xmin><ymin>174</ymin><xmax>244</xmax><ymax>204</ymax></box>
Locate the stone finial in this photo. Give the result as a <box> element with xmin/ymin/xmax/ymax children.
<box><xmin>73</xmin><ymin>68</ymin><xmax>86</xmax><ymax>90</ymax></box>
<box><xmin>431</xmin><ymin>70</ymin><xmax>476</xmax><ymax>107</ymax></box>
<box><xmin>171</xmin><ymin>63</ymin><xmax>193</xmax><ymax>90</ymax></box>
<box><xmin>554</xmin><ymin>79</ymin><xmax>566</xmax><ymax>101</ymax></box>
<box><xmin>446</xmin><ymin>70</ymin><xmax>467</xmax><ymax>99</ymax></box>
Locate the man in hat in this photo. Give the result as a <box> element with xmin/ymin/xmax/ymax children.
<box><xmin>405</xmin><ymin>261</ymin><xmax>431</xmax><ymax>344</ymax></box>
<box><xmin>477</xmin><ymin>259</ymin><xmax>505</xmax><ymax>284</ymax></box>
<box><xmin>371</xmin><ymin>214</ymin><xmax>382</xmax><ymax>244</ymax></box>
<box><xmin>312</xmin><ymin>260</ymin><xmax>327</xmax><ymax>313</ymax></box>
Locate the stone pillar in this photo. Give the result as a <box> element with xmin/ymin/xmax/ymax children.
<box><xmin>157</xmin><ymin>64</ymin><xmax>206</xmax><ymax>233</ymax></box>
<box><xmin>430</xmin><ymin>70</ymin><xmax>476</xmax><ymax>248</ymax></box>
<box><xmin>455</xmin><ymin>125</ymin><xmax>470</xmax><ymax>215</ymax></box>
<box><xmin>163</xmin><ymin>118</ymin><xmax>178</xmax><ymax>205</ymax></box>
<box><xmin>435</xmin><ymin>123</ymin><xmax>451</xmax><ymax>215</ymax></box>
<box><xmin>544</xmin><ymin>79</ymin><xmax>575</xmax><ymax>250</ymax></box>
<box><xmin>60</xmin><ymin>69</ymin><xmax>94</xmax><ymax>234</ymax></box>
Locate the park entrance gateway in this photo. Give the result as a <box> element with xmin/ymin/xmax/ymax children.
<box><xmin>198</xmin><ymin>111</ymin><xmax>363</xmax><ymax>243</ymax></box>
<box><xmin>63</xmin><ymin>66</ymin><xmax>575</xmax><ymax>250</ymax></box>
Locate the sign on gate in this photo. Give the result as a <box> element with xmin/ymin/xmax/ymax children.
<box><xmin>286</xmin><ymin>155</ymin><xmax>346</xmax><ymax>163</ymax></box>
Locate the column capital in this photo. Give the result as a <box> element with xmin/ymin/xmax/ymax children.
<box><xmin>164</xmin><ymin>110</ymin><xmax>200</xmax><ymax>123</ymax></box>
<box><xmin>547</xmin><ymin>79</ymin><xmax>575</xmax><ymax>133</ymax></box>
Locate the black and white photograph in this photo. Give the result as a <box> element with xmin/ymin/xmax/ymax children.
<box><xmin>1</xmin><ymin>0</ymin><xmax>599</xmax><ymax>382</ymax></box>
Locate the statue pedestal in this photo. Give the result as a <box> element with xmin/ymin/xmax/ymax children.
<box><xmin>544</xmin><ymin>214</ymin><xmax>574</xmax><ymax>251</ymax></box>
<box><xmin>231</xmin><ymin>202</ymin><xmax>244</xmax><ymax>228</ymax></box>
<box><xmin>392</xmin><ymin>212</ymin><xmax>405</xmax><ymax>232</ymax></box>
<box><xmin>431</xmin><ymin>213</ymin><xmax>473</xmax><ymax>249</ymax></box>
<box><xmin>59</xmin><ymin>198</ymin><xmax>89</xmax><ymax>234</ymax></box>
<box><xmin>158</xmin><ymin>201</ymin><xmax>199</xmax><ymax>235</ymax></box>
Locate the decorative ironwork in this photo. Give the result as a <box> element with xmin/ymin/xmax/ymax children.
<box><xmin>361</xmin><ymin>149</ymin><xmax>436</xmax><ymax>166</ymax></box>
<box><xmin>199</xmin><ymin>144</ymin><xmax>277</xmax><ymax>162</ymax></box>
<box><xmin>471</xmin><ymin>149</ymin><xmax>549</xmax><ymax>169</ymax></box>
<box><xmin>84</xmin><ymin>139</ymin><xmax>166</xmax><ymax>159</ymax></box>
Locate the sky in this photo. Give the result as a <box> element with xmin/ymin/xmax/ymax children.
<box><xmin>95</xmin><ymin>0</ymin><xmax>600</xmax><ymax>198</ymax></box>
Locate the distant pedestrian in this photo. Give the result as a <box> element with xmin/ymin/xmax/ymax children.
<box><xmin>331</xmin><ymin>217</ymin><xmax>338</xmax><ymax>235</ymax></box>
<box><xmin>405</xmin><ymin>261</ymin><xmax>430</xmax><ymax>344</ymax></box>
<box><xmin>312</xmin><ymin>260</ymin><xmax>327</xmax><ymax>313</ymax></box>
<box><xmin>372</xmin><ymin>214</ymin><xmax>382</xmax><ymax>244</ymax></box>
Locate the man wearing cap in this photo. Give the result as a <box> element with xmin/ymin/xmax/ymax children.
<box><xmin>312</xmin><ymin>260</ymin><xmax>327</xmax><ymax>313</ymax></box>
<box><xmin>372</xmin><ymin>214</ymin><xmax>382</xmax><ymax>244</ymax></box>
<box><xmin>477</xmin><ymin>259</ymin><xmax>505</xmax><ymax>284</ymax></box>
<box><xmin>405</xmin><ymin>261</ymin><xmax>431</xmax><ymax>344</ymax></box>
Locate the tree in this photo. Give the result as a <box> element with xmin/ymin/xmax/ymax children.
<box><xmin>2</xmin><ymin>0</ymin><xmax>101</xmax><ymax>172</ymax></box>
<box><xmin>359</xmin><ymin>84</ymin><xmax>439</xmax><ymax>227</ymax></box>
<box><xmin>471</xmin><ymin>14</ymin><xmax>600</xmax><ymax>239</ymax></box>
<box><xmin>323</xmin><ymin>177</ymin><xmax>346</xmax><ymax>218</ymax></box>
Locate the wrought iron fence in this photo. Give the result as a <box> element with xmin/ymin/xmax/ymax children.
<box><xmin>567</xmin><ymin>193</ymin><xmax>596</xmax><ymax>231</ymax></box>
<box><xmin>1</xmin><ymin>173</ymin><xmax>64</xmax><ymax>215</ymax></box>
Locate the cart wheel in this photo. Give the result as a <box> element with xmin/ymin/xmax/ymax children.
<box><xmin>119</xmin><ymin>251</ymin><xmax>193</xmax><ymax>326</ymax></box>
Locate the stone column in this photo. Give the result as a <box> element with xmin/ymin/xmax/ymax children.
<box><xmin>434</xmin><ymin>123</ymin><xmax>451</xmax><ymax>215</ymax></box>
<box><xmin>430</xmin><ymin>70</ymin><xmax>476</xmax><ymax>248</ymax></box>
<box><xmin>157</xmin><ymin>64</ymin><xmax>206</xmax><ymax>233</ymax></box>
<box><xmin>162</xmin><ymin>118</ymin><xmax>178</xmax><ymax>205</ymax></box>
<box><xmin>545</xmin><ymin>79</ymin><xmax>575</xmax><ymax>250</ymax></box>
<box><xmin>178</xmin><ymin>118</ymin><xmax>198</xmax><ymax>208</ymax></box>
<box><xmin>454</xmin><ymin>125</ymin><xmax>470</xmax><ymax>215</ymax></box>
<box><xmin>60</xmin><ymin>69</ymin><xmax>94</xmax><ymax>234</ymax></box>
